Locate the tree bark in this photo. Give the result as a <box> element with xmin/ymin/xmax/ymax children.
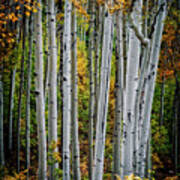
<box><xmin>71</xmin><ymin>5</ymin><xmax>81</xmax><ymax>180</ymax></box>
<box><xmin>35</xmin><ymin>0</ymin><xmax>47</xmax><ymax>178</ymax></box>
<box><xmin>93</xmin><ymin>8</ymin><xmax>114</xmax><ymax>180</ymax></box>
<box><xmin>8</xmin><ymin>66</ymin><xmax>16</xmax><ymax>151</ymax></box>
<box><xmin>160</xmin><ymin>74</ymin><xmax>165</xmax><ymax>126</ymax></box>
<box><xmin>122</xmin><ymin>0</ymin><xmax>142</xmax><ymax>177</ymax></box>
<box><xmin>138</xmin><ymin>0</ymin><xmax>167</xmax><ymax>177</ymax></box>
<box><xmin>62</xmin><ymin>0</ymin><xmax>72</xmax><ymax>178</ymax></box>
<box><xmin>17</xmin><ymin>13</ymin><xmax>26</xmax><ymax>173</ymax></box>
<box><xmin>48</xmin><ymin>0</ymin><xmax>58</xmax><ymax>178</ymax></box>
<box><xmin>87</xmin><ymin>0</ymin><xmax>95</xmax><ymax>178</ymax></box>
<box><xmin>25</xmin><ymin>8</ymin><xmax>33</xmax><ymax>178</ymax></box>
<box><xmin>113</xmin><ymin>10</ymin><xmax>124</xmax><ymax>179</ymax></box>
<box><xmin>0</xmin><ymin>63</ymin><xmax>4</xmax><ymax>166</ymax></box>
<box><xmin>44</xmin><ymin>0</ymin><xmax>50</xmax><ymax>100</ymax></box>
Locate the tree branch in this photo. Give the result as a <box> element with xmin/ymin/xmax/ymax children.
<box><xmin>129</xmin><ymin>14</ymin><xmax>149</xmax><ymax>46</ymax></box>
<box><xmin>149</xmin><ymin>2</ymin><xmax>166</xmax><ymax>39</ymax></box>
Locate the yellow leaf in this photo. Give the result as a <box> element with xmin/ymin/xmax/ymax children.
<box><xmin>37</xmin><ymin>2</ymin><xmax>41</xmax><ymax>7</ymax></box>
<box><xmin>32</xmin><ymin>8</ymin><xmax>37</xmax><ymax>13</ymax></box>
<box><xmin>25</xmin><ymin>11</ymin><xmax>30</xmax><ymax>16</ymax></box>
<box><xmin>25</xmin><ymin>4</ymin><xmax>32</xmax><ymax>11</ymax></box>
<box><xmin>134</xmin><ymin>176</ymin><xmax>141</xmax><ymax>180</ymax></box>
<box><xmin>12</xmin><ymin>16</ymin><xmax>18</xmax><ymax>22</ymax></box>
<box><xmin>115</xmin><ymin>174</ymin><xmax>121</xmax><ymax>180</ymax></box>
<box><xmin>125</xmin><ymin>174</ymin><xmax>134</xmax><ymax>180</ymax></box>
<box><xmin>16</xmin><ymin>5</ymin><xmax>20</xmax><ymax>10</ymax></box>
<box><xmin>2</xmin><ymin>33</ymin><xmax>6</xmax><ymax>37</ymax></box>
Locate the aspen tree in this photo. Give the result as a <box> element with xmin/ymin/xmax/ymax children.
<box><xmin>35</xmin><ymin>0</ymin><xmax>47</xmax><ymax>178</ymax></box>
<box><xmin>87</xmin><ymin>0</ymin><xmax>95</xmax><ymax>178</ymax></box>
<box><xmin>0</xmin><ymin>63</ymin><xmax>4</xmax><ymax>166</ymax></box>
<box><xmin>44</xmin><ymin>0</ymin><xmax>50</xmax><ymax>99</ymax></box>
<box><xmin>174</xmin><ymin>74</ymin><xmax>179</xmax><ymax>174</ymax></box>
<box><xmin>8</xmin><ymin>65</ymin><xmax>16</xmax><ymax>151</ymax></box>
<box><xmin>71</xmin><ymin>5</ymin><xmax>81</xmax><ymax>180</ymax></box>
<box><xmin>138</xmin><ymin>0</ymin><xmax>167</xmax><ymax>177</ymax></box>
<box><xmin>133</xmin><ymin>0</ymin><xmax>149</xmax><ymax>172</ymax></box>
<box><xmin>93</xmin><ymin>7</ymin><xmax>114</xmax><ymax>180</ymax></box>
<box><xmin>121</xmin><ymin>0</ymin><xmax>142</xmax><ymax>177</ymax></box>
<box><xmin>113</xmin><ymin>10</ymin><xmax>124</xmax><ymax>179</ymax></box>
<box><xmin>48</xmin><ymin>0</ymin><xmax>58</xmax><ymax>178</ymax></box>
<box><xmin>17</xmin><ymin>13</ymin><xmax>26</xmax><ymax>173</ymax></box>
<box><xmin>62</xmin><ymin>0</ymin><xmax>72</xmax><ymax>178</ymax></box>
<box><xmin>160</xmin><ymin>74</ymin><xmax>165</xmax><ymax>126</ymax></box>
<box><xmin>25</xmin><ymin>8</ymin><xmax>33</xmax><ymax>177</ymax></box>
<box><xmin>94</xmin><ymin>3</ymin><xmax>103</xmax><ymax>128</ymax></box>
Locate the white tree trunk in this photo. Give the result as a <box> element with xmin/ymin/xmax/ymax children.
<box><xmin>133</xmin><ymin>0</ymin><xmax>149</xmax><ymax>171</ymax></box>
<box><xmin>113</xmin><ymin>10</ymin><xmax>124</xmax><ymax>179</ymax></box>
<box><xmin>93</xmin><ymin>8</ymin><xmax>114</xmax><ymax>180</ymax></box>
<box><xmin>48</xmin><ymin>0</ymin><xmax>58</xmax><ymax>178</ymax></box>
<box><xmin>62</xmin><ymin>0</ymin><xmax>72</xmax><ymax>179</ymax></box>
<box><xmin>94</xmin><ymin>5</ymin><xmax>103</xmax><ymax>112</ymax></box>
<box><xmin>87</xmin><ymin>0</ymin><xmax>95</xmax><ymax>178</ymax></box>
<box><xmin>71</xmin><ymin>5</ymin><xmax>81</xmax><ymax>180</ymax></box>
<box><xmin>138</xmin><ymin>0</ymin><xmax>167</xmax><ymax>177</ymax></box>
<box><xmin>122</xmin><ymin>0</ymin><xmax>142</xmax><ymax>177</ymax></box>
<box><xmin>35</xmin><ymin>1</ymin><xmax>47</xmax><ymax>178</ymax></box>
<box><xmin>44</xmin><ymin>0</ymin><xmax>50</xmax><ymax>99</ymax></box>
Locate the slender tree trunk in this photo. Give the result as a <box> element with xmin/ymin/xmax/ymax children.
<box><xmin>87</xmin><ymin>0</ymin><xmax>95</xmax><ymax>178</ymax></box>
<box><xmin>138</xmin><ymin>0</ymin><xmax>167</xmax><ymax>177</ymax></box>
<box><xmin>48</xmin><ymin>0</ymin><xmax>58</xmax><ymax>178</ymax></box>
<box><xmin>44</xmin><ymin>0</ymin><xmax>50</xmax><ymax>99</ymax></box>
<box><xmin>71</xmin><ymin>5</ymin><xmax>81</xmax><ymax>180</ymax></box>
<box><xmin>122</xmin><ymin>0</ymin><xmax>142</xmax><ymax>177</ymax></box>
<box><xmin>56</xmin><ymin>0</ymin><xmax>64</xmax><ymax>170</ymax></box>
<box><xmin>35</xmin><ymin>1</ymin><xmax>47</xmax><ymax>178</ymax></box>
<box><xmin>174</xmin><ymin>74</ymin><xmax>179</xmax><ymax>174</ymax></box>
<box><xmin>25</xmin><ymin>8</ymin><xmax>33</xmax><ymax>178</ymax></box>
<box><xmin>0</xmin><ymin>63</ymin><xmax>4</xmax><ymax>166</ymax></box>
<box><xmin>133</xmin><ymin>0</ymin><xmax>149</xmax><ymax>172</ymax></box>
<box><xmin>62</xmin><ymin>0</ymin><xmax>72</xmax><ymax>178</ymax></box>
<box><xmin>59</xmin><ymin>21</ymin><xmax>64</xmax><ymax>170</ymax></box>
<box><xmin>94</xmin><ymin>5</ymin><xmax>103</xmax><ymax>126</ymax></box>
<box><xmin>17</xmin><ymin>13</ymin><xmax>26</xmax><ymax>173</ymax></box>
<box><xmin>8</xmin><ymin>66</ymin><xmax>16</xmax><ymax>151</ymax></box>
<box><xmin>160</xmin><ymin>74</ymin><xmax>165</xmax><ymax>126</ymax></box>
<box><xmin>93</xmin><ymin>8</ymin><xmax>114</xmax><ymax>180</ymax></box>
<box><xmin>146</xmin><ymin>129</ymin><xmax>152</xmax><ymax>179</ymax></box>
<box><xmin>113</xmin><ymin>10</ymin><xmax>124</xmax><ymax>179</ymax></box>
